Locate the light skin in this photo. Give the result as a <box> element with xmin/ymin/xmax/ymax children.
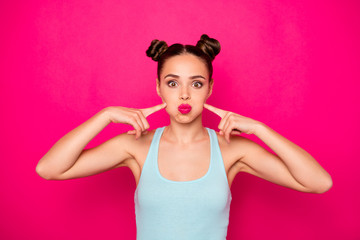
<box><xmin>127</xmin><ymin>54</ymin><xmax>213</xmax><ymax>142</ymax></box>
<box><xmin>128</xmin><ymin>53</ymin><xmax>333</xmax><ymax>193</ymax></box>
<box><xmin>36</xmin><ymin>52</ymin><xmax>332</xmax><ymax>194</ymax></box>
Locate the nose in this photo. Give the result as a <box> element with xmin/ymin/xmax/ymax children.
<box><xmin>179</xmin><ymin>86</ymin><xmax>191</xmax><ymax>100</ymax></box>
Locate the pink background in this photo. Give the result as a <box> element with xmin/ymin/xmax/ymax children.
<box><xmin>1</xmin><ymin>0</ymin><xmax>359</xmax><ymax>239</ymax></box>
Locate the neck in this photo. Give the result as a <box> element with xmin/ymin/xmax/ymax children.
<box><xmin>164</xmin><ymin>113</ymin><xmax>208</xmax><ymax>144</ymax></box>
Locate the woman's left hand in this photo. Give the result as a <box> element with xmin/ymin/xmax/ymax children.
<box><xmin>204</xmin><ymin>103</ymin><xmax>263</xmax><ymax>143</ymax></box>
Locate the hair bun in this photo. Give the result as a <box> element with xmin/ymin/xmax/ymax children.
<box><xmin>196</xmin><ymin>34</ymin><xmax>221</xmax><ymax>61</ymax></box>
<box><xmin>146</xmin><ymin>39</ymin><xmax>168</xmax><ymax>61</ymax></box>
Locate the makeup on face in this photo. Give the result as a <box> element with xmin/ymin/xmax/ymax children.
<box><xmin>178</xmin><ymin>104</ymin><xmax>192</xmax><ymax>114</ymax></box>
<box><xmin>159</xmin><ymin>54</ymin><xmax>210</xmax><ymax>116</ymax></box>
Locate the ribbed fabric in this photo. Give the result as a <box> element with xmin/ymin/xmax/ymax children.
<box><xmin>134</xmin><ymin>126</ymin><xmax>232</xmax><ymax>240</ymax></box>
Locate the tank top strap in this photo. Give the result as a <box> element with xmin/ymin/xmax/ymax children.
<box><xmin>205</xmin><ymin>127</ymin><xmax>229</xmax><ymax>184</ymax></box>
<box><xmin>151</xmin><ymin>126</ymin><xmax>165</xmax><ymax>154</ymax></box>
<box><xmin>137</xmin><ymin>126</ymin><xmax>165</xmax><ymax>180</ymax></box>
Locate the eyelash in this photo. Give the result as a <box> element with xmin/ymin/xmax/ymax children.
<box><xmin>193</xmin><ymin>81</ymin><xmax>203</xmax><ymax>88</ymax></box>
<box><xmin>168</xmin><ymin>81</ymin><xmax>176</xmax><ymax>87</ymax></box>
<box><xmin>167</xmin><ymin>80</ymin><xmax>203</xmax><ymax>88</ymax></box>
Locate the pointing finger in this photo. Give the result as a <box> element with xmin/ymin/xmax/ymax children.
<box><xmin>218</xmin><ymin>111</ymin><xmax>231</xmax><ymax>130</ymax></box>
<box><xmin>141</xmin><ymin>102</ymin><xmax>167</xmax><ymax>118</ymax></box>
<box><xmin>127</xmin><ymin>129</ymin><xmax>148</xmax><ymax>135</ymax></box>
<box><xmin>204</xmin><ymin>103</ymin><xmax>227</xmax><ymax>118</ymax></box>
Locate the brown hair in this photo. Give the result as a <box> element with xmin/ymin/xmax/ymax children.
<box><xmin>146</xmin><ymin>34</ymin><xmax>221</xmax><ymax>82</ymax></box>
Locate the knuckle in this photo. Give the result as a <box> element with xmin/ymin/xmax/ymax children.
<box><xmin>132</xmin><ymin>112</ymin><xmax>139</xmax><ymax>117</ymax></box>
<box><xmin>129</xmin><ymin>116</ymin><xmax>137</xmax><ymax>122</ymax></box>
<box><xmin>135</xmin><ymin>110</ymin><xmax>143</xmax><ymax>116</ymax></box>
<box><xmin>138</xmin><ymin>110</ymin><xmax>145</xmax><ymax>117</ymax></box>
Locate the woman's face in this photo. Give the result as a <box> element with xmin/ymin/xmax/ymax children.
<box><xmin>156</xmin><ymin>54</ymin><xmax>213</xmax><ymax>123</ymax></box>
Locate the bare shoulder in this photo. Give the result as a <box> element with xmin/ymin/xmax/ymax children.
<box><xmin>216</xmin><ymin>132</ymin><xmax>255</xmax><ymax>159</ymax></box>
<box><xmin>215</xmin><ymin>131</ymin><xmax>258</xmax><ymax>173</ymax></box>
<box><xmin>115</xmin><ymin>129</ymin><xmax>155</xmax><ymax>147</ymax></box>
<box><xmin>113</xmin><ymin>129</ymin><xmax>156</xmax><ymax>169</ymax></box>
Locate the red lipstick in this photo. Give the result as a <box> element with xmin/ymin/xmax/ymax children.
<box><xmin>178</xmin><ymin>104</ymin><xmax>192</xmax><ymax>114</ymax></box>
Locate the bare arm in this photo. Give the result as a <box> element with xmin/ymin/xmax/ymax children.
<box><xmin>241</xmin><ymin>123</ymin><xmax>333</xmax><ymax>193</ymax></box>
<box><xmin>204</xmin><ymin>103</ymin><xmax>333</xmax><ymax>194</ymax></box>
<box><xmin>36</xmin><ymin>108</ymin><xmax>114</xmax><ymax>179</ymax></box>
<box><xmin>36</xmin><ymin>103</ymin><xmax>166</xmax><ymax>180</ymax></box>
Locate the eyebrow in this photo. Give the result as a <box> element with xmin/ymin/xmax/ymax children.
<box><xmin>164</xmin><ymin>74</ymin><xmax>206</xmax><ymax>80</ymax></box>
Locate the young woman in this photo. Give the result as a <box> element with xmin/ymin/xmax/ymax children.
<box><xmin>36</xmin><ymin>34</ymin><xmax>333</xmax><ymax>240</ymax></box>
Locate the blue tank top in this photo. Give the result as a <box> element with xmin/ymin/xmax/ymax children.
<box><xmin>134</xmin><ymin>126</ymin><xmax>232</xmax><ymax>240</ymax></box>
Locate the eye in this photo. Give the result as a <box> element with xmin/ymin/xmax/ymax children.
<box><xmin>167</xmin><ymin>80</ymin><xmax>178</xmax><ymax>87</ymax></box>
<box><xmin>193</xmin><ymin>81</ymin><xmax>203</xmax><ymax>88</ymax></box>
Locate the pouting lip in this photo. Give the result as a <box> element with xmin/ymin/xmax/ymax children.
<box><xmin>178</xmin><ymin>104</ymin><xmax>192</xmax><ymax>114</ymax></box>
<box><xmin>178</xmin><ymin>104</ymin><xmax>192</xmax><ymax>109</ymax></box>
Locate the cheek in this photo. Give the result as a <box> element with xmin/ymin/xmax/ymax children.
<box><xmin>160</xmin><ymin>88</ymin><xmax>177</xmax><ymax>100</ymax></box>
<box><xmin>161</xmin><ymin>93</ymin><xmax>173</xmax><ymax>104</ymax></box>
<box><xmin>160</xmin><ymin>93</ymin><xmax>177</xmax><ymax>111</ymax></box>
<box><xmin>191</xmin><ymin>95</ymin><xmax>207</xmax><ymax>111</ymax></box>
<box><xmin>193</xmin><ymin>91</ymin><xmax>208</xmax><ymax>102</ymax></box>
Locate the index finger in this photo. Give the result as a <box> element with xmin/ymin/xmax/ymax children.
<box><xmin>141</xmin><ymin>102</ymin><xmax>167</xmax><ymax>117</ymax></box>
<box><xmin>203</xmin><ymin>103</ymin><xmax>227</xmax><ymax>118</ymax></box>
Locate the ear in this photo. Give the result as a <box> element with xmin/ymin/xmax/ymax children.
<box><xmin>206</xmin><ymin>78</ymin><xmax>214</xmax><ymax>99</ymax></box>
<box><xmin>156</xmin><ymin>78</ymin><xmax>161</xmax><ymax>97</ymax></box>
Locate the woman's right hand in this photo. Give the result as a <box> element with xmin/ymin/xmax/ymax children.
<box><xmin>105</xmin><ymin>102</ymin><xmax>167</xmax><ymax>139</ymax></box>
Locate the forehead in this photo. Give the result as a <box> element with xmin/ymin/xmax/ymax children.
<box><xmin>161</xmin><ymin>54</ymin><xmax>209</xmax><ymax>79</ymax></box>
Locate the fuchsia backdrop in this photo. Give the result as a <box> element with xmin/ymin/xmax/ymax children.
<box><xmin>1</xmin><ymin>0</ymin><xmax>359</xmax><ymax>239</ymax></box>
